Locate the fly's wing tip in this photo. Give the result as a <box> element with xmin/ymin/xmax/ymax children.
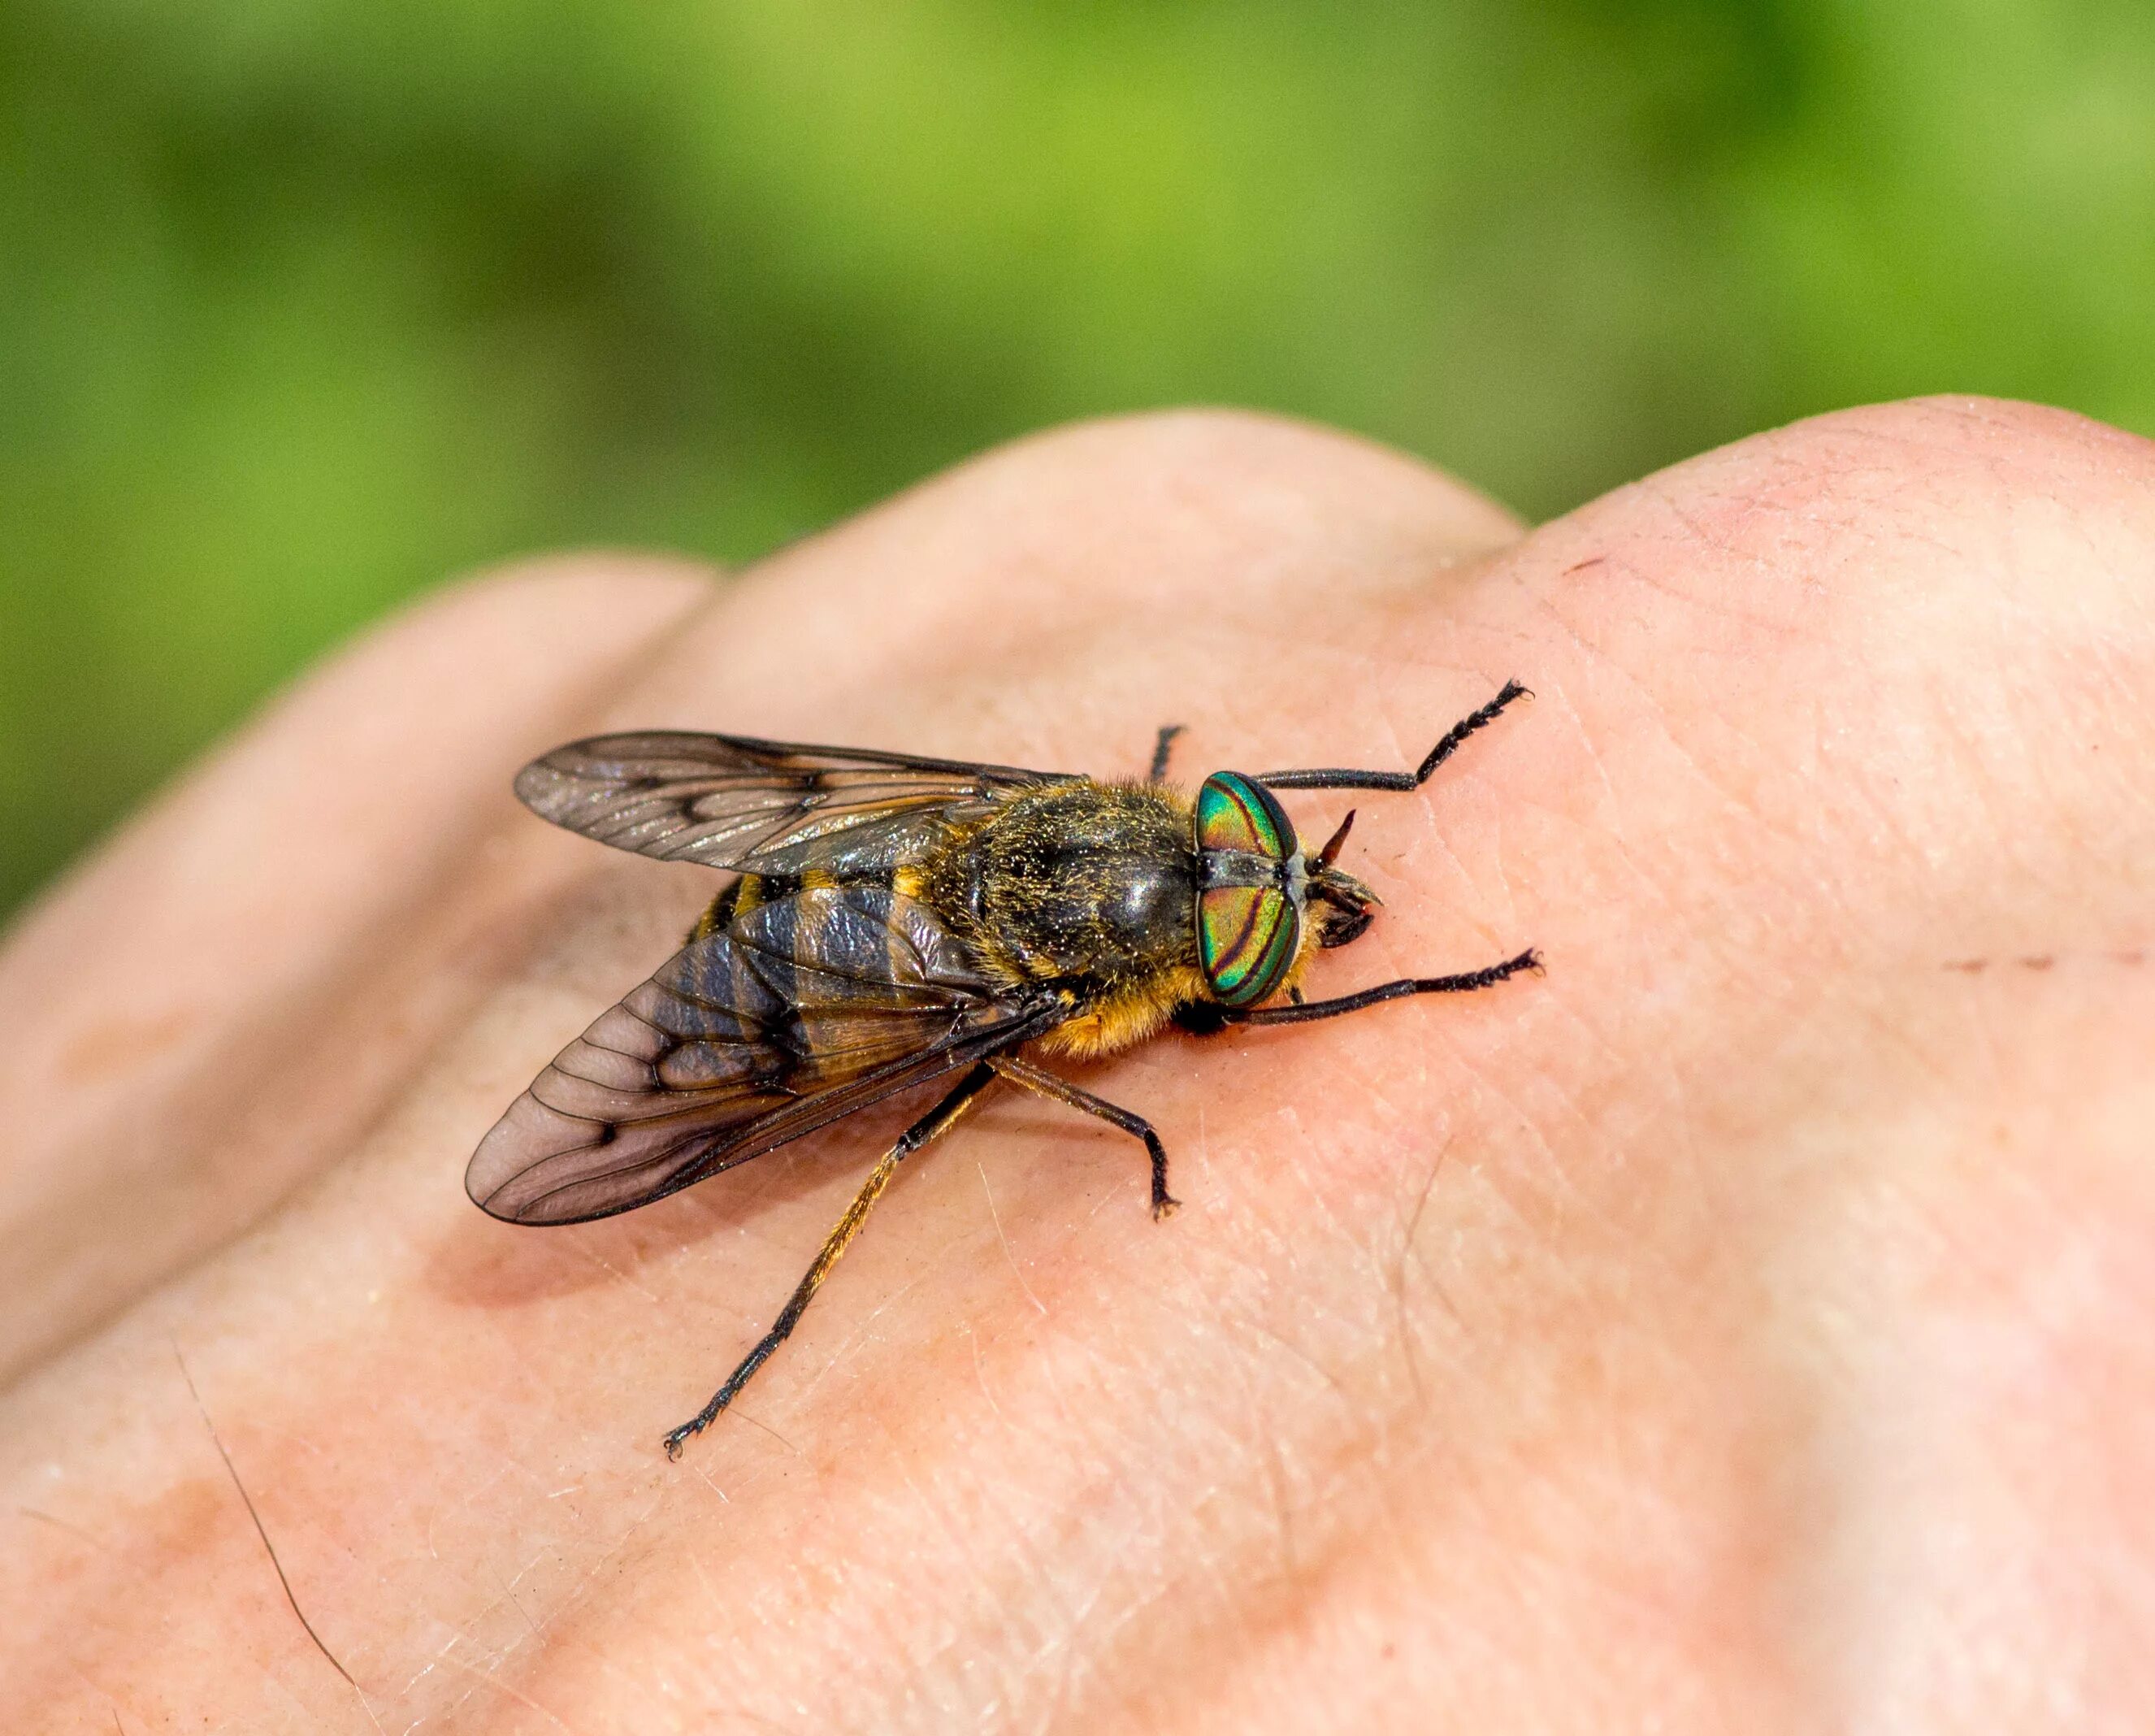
<box><xmin>463</xmin><ymin>1151</ymin><xmax>545</xmax><ymax>1224</ymax></box>
<box><xmin>465</xmin><ymin>1112</ymin><xmax>549</xmax><ymax>1226</ymax></box>
<box><xmin>462</xmin><ymin>1088</ymin><xmax>620</xmax><ymax>1226</ymax></box>
<box><xmin>462</xmin><ymin>1059</ymin><xmax>761</xmax><ymax>1227</ymax></box>
<box><xmin>512</xmin><ymin>751</ymin><xmax>579</xmax><ymax>823</ymax></box>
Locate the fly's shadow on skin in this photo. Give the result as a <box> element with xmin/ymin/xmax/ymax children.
<box><xmin>426</xmin><ymin>1070</ymin><xmax>1170</xmax><ymax>1313</ymax></box>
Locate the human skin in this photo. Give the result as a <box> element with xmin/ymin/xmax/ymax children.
<box><xmin>2</xmin><ymin>400</ymin><xmax>2152</xmax><ymax>1733</ymax></box>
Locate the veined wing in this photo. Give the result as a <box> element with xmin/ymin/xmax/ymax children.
<box><xmin>514</xmin><ymin>731</ymin><xmax>1077</xmax><ymax>879</ymax></box>
<box><xmin>467</xmin><ymin>884</ymin><xmax>1057</xmax><ymax>1226</ymax></box>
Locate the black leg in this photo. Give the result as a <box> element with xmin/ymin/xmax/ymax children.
<box><xmin>990</xmin><ymin>1055</ymin><xmax>1179</xmax><ymax>1218</ymax></box>
<box><xmin>1255</xmin><ymin>679</ymin><xmax>1529</xmax><ymax>792</ymax></box>
<box><xmin>1148</xmin><ymin>723</ymin><xmax>1185</xmax><ymax>782</ymax></box>
<box><xmin>1226</xmin><ymin>948</ymin><xmax>1541</xmax><ymax>1026</ymax></box>
<box><xmin>661</xmin><ymin>1061</ymin><xmax>998</xmax><ymax>1458</ymax></box>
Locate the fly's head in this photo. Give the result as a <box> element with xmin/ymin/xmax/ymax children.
<box><xmin>1191</xmin><ymin>771</ymin><xmax>1380</xmax><ymax>1009</ymax></box>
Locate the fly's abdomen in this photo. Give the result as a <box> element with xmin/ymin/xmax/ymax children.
<box><xmin>690</xmin><ymin>869</ymin><xmax>801</xmax><ymax>943</ymax></box>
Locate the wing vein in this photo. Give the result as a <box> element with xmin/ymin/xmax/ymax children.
<box><xmin>466</xmin><ymin>885</ymin><xmax>1059</xmax><ymax>1225</ymax></box>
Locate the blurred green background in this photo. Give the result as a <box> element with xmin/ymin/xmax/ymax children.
<box><xmin>4</xmin><ymin>2</ymin><xmax>2153</xmax><ymax>921</ymax></box>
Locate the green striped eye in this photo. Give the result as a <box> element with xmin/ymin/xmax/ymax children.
<box><xmin>1195</xmin><ymin>772</ymin><xmax>1301</xmax><ymax>1008</ymax></box>
<box><xmin>1198</xmin><ymin>883</ymin><xmax>1300</xmax><ymax>1006</ymax></box>
<box><xmin>1196</xmin><ymin>770</ymin><xmax>1292</xmax><ymax>859</ymax></box>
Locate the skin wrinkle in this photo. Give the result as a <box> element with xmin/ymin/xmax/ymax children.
<box><xmin>553</xmin><ymin>1616</ymin><xmax>679</xmax><ymax>1733</ymax></box>
<box><xmin>1027</xmin><ymin>1642</ymin><xmax>1082</xmax><ymax>1736</ymax></box>
<box><xmin>1412</xmin><ymin>1079</ymin><xmax>1574</xmax><ymax>1316</ymax></box>
<box><xmin>1260</xmin><ymin>1105</ymin><xmax>1364</xmax><ymax>1291</ymax></box>
<box><xmin>792</xmin><ymin>1255</ymin><xmax>943</xmax><ymax>1408</ymax></box>
<box><xmin>1932</xmin><ymin>684</ymin><xmax>2056</xmax><ymax>913</ymax></box>
<box><xmin>1519</xmin><ymin>680</ymin><xmax>1719</xmax><ymax>957</ymax></box>
<box><xmin>1447</xmin><ymin>1034</ymin><xmax>1609</xmax><ymax>1270</ymax></box>
<box><xmin>2024</xmin><ymin>706</ymin><xmax>2133</xmax><ymax>912</ymax></box>
<box><xmin>433</xmin><ymin>1648</ymin><xmax>597</xmax><ymax>1736</ymax></box>
<box><xmin>1027</xmin><ymin>1511</ymin><xmax>1156</xmax><ymax>1725</ymax></box>
<box><xmin>575</xmin><ymin>1244</ymin><xmax>662</xmax><ymax>1305</ymax></box>
<box><xmin>1634</xmin><ymin>475</ymin><xmax>1789</xmax><ymax>579</ymax></box>
<box><xmin>526</xmin><ymin>1492</ymin><xmax>650</xmax><ymax>1638</ymax></box>
<box><xmin>1625</xmin><ymin>492</ymin><xmax>1829</xmax><ymax>646</ymax></box>
<box><xmin>468</xmin><ymin>1468</ymin><xmax>618</xmax><ymax>1623</ymax></box>
<box><xmin>1146</xmin><ymin>1225</ymin><xmax>1482</xmax><ymax>1716</ymax></box>
<box><xmin>1546</xmin><ymin>621</ymin><xmax>1733</xmax><ymax>834</ymax></box>
<box><xmin>848</xmin><ymin>1438</ymin><xmax>1002</xmax><ymax>1698</ymax></box>
<box><xmin>488</xmin><ymin>1562</ymin><xmax>546</xmax><ymax>1647</ymax></box>
<box><xmin>924</xmin><ymin>1476</ymin><xmax>1081</xmax><ymax>1733</ymax></box>
<box><xmin>965</xmin><ymin>1320</ymin><xmax>1018</xmax><ymax>1435</ymax></box>
<box><xmin>882</xmin><ymin>1428</ymin><xmax>1000</xmax><ymax>1645</ymax></box>
<box><xmin>1866</xmin><ymin>418</ymin><xmax>2098</xmax><ymax>531</ymax></box>
<box><xmin>1537</xmin><ymin>675</ymin><xmax>1644</xmax><ymax>870</ymax></box>
<box><xmin>999</xmin><ymin>1286</ymin><xmax>1091</xmax><ymax>1453</ymax></box>
<box><xmin>1253</xmin><ymin>1370</ymin><xmax>1309</xmax><ymax>1595</ymax></box>
<box><xmin>978</xmin><ymin>1161</ymin><xmax>1051</xmax><ymax>1317</ymax></box>
<box><xmin>1067</xmin><ymin>1541</ymin><xmax>1180</xmax><ymax>1708</ymax></box>
<box><xmin>1185</xmin><ymin>1473</ymin><xmax>1511</xmax><ymax>1734</ymax></box>
<box><xmin>1390</xmin><ymin>1138</ymin><xmax>1467</xmax><ymax>1405</ymax></box>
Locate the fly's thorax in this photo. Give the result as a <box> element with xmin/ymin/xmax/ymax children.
<box><xmin>928</xmin><ymin>779</ymin><xmax>1200</xmax><ymax>986</ymax></box>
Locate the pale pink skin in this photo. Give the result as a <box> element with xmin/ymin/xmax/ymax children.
<box><xmin>3</xmin><ymin>401</ymin><xmax>2153</xmax><ymax>1733</ymax></box>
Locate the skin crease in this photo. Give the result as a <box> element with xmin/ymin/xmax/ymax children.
<box><xmin>2</xmin><ymin>401</ymin><xmax>2153</xmax><ymax>1733</ymax></box>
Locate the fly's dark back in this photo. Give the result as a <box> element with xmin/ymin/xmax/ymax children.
<box><xmin>924</xmin><ymin>781</ymin><xmax>1197</xmax><ymax>991</ymax></box>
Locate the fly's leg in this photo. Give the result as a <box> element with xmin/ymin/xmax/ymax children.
<box><xmin>990</xmin><ymin>1054</ymin><xmax>1179</xmax><ymax>1218</ymax></box>
<box><xmin>661</xmin><ymin>1061</ymin><xmax>998</xmax><ymax>1458</ymax></box>
<box><xmin>1242</xmin><ymin>680</ymin><xmax>1536</xmax><ymax>1023</ymax></box>
<box><xmin>1225</xmin><ymin>948</ymin><xmax>1541</xmax><ymax>1026</ymax></box>
<box><xmin>1255</xmin><ymin>679</ymin><xmax>1528</xmax><ymax>791</ymax></box>
<box><xmin>1148</xmin><ymin>724</ymin><xmax>1186</xmax><ymax>783</ymax></box>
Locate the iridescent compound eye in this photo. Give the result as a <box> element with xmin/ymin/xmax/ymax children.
<box><xmin>1195</xmin><ymin>772</ymin><xmax>1302</xmax><ymax>1008</ymax></box>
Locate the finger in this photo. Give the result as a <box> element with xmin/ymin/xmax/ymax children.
<box><xmin>0</xmin><ymin>556</ymin><xmax>714</xmax><ymax>1378</ymax></box>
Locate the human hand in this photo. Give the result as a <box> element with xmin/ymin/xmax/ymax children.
<box><xmin>5</xmin><ymin>401</ymin><xmax>2151</xmax><ymax>1730</ymax></box>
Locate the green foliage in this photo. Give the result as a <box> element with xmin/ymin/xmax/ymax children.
<box><xmin>5</xmin><ymin>1</ymin><xmax>2153</xmax><ymax>915</ymax></box>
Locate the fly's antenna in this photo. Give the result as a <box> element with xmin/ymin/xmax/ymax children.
<box><xmin>1310</xmin><ymin>809</ymin><xmax>1355</xmax><ymax>872</ymax></box>
<box><xmin>1305</xmin><ymin>808</ymin><xmax>1379</xmax><ymax>948</ymax></box>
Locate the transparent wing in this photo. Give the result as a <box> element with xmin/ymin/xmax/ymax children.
<box><xmin>466</xmin><ymin>885</ymin><xmax>1056</xmax><ymax>1226</ymax></box>
<box><xmin>514</xmin><ymin>731</ymin><xmax>1076</xmax><ymax>879</ymax></box>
